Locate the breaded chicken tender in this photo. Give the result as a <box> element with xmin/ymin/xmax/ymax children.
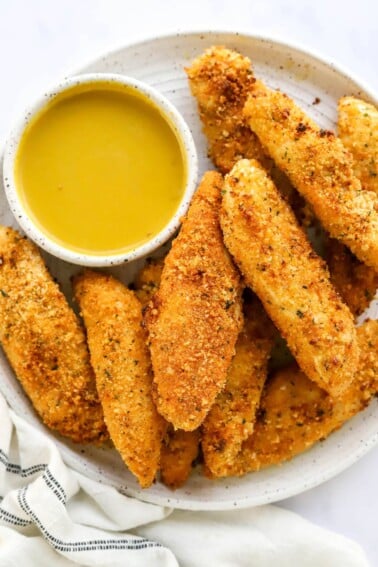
<box><xmin>338</xmin><ymin>96</ymin><xmax>378</xmax><ymax>194</ymax></box>
<box><xmin>244</xmin><ymin>81</ymin><xmax>378</xmax><ymax>270</ymax></box>
<box><xmin>134</xmin><ymin>260</ymin><xmax>200</xmax><ymax>487</ymax></box>
<box><xmin>74</xmin><ymin>271</ymin><xmax>166</xmax><ymax>488</ymax></box>
<box><xmin>224</xmin><ymin>320</ymin><xmax>378</xmax><ymax>476</ymax></box>
<box><xmin>202</xmin><ymin>298</ymin><xmax>275</xmax><ymax>477</ymax></box>
<box><xmin>186</xmin><ymin>46</ymin><xmax>268</xmax><ymax>174</ymax></box>
<box><xmin>145</xmin><ymin>171</ymin><xmax>243</xmax><ymax>431</ymax></box>
<box><xmin>326</xmin><ymin>100</ymin><xmax>378</xmax><ymax>315</ymax></box>
<box><xmin>160</xmin><ymin>426</ymin><xmax>200</xmax><ymax>489</ymax></box>
<box><xmin>327</xmin><ymin>238</ymin><xmax>377</xmax><ymax>317</ymax></box>
<box><xmin>186</xmin><ymin>46</ymin><xmax>297</xmax><ymax>207</ymax></box>
<box><xmin>221</xmin><ymin>159</ymin><xmax>358</xmax><ymax>396</ymax></box>
<box><xmin>0</xmin><ymin>227</ymin><xmax>107</xmax><ymax>444</ymax></box>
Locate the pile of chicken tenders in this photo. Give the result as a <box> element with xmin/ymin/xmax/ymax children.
<box><xmin>0</xmin><ymin>46</ymin><xmax>377</xmax><ymax>489</ymax></box>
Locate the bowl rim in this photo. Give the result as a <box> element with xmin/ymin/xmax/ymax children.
<box><xmin>2</xmin><ymin>72</ymin><xmax>198</xmax><ymax>267</ymax></box>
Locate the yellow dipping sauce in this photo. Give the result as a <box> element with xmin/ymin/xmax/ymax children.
<box><xmin>14</xmin><ymin>82</ymin><xmax>186</xmax><ymax>256</ymax></box>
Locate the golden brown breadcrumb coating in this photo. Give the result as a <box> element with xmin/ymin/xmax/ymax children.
<box><xmin>223</xmin><ymin>320</ymin><xmax>378</xmax><ymax>476</ymax></box>
<box><xmin>74</xmin><ymin>271</ymin><xmax>166</xmax><ymax>488</ymax></box>
<box><xmin>221</xmin><ymin>159</ymin><xmax>358</xmax><ymax>396</ymax></box>
<box><xmin>134</xmin><ymin>259</ymin><xmax>200</xmax><ymax>487</ymax></box>
<box><xmin>160</xmin><ymin>427</ymin><xmax>200</xmax><ymax>489</ymax></box>
<box><xmin>145</xmin><ymin>171</ymin><xmax>243</xmax><ymax>431</ymax></box>
<box><xmin>202</xmin><ymin>298</ymin><xmax>274</xmax><ymax>477</ymax></box>
<box><xmin>186</xmin><ymin>46</ymin><xmax>298</xmax><ymax>209</ymax></box>
<box><xmin>338</xmin><ymin>96</ymin><xmax>378</xmax><ymax>194</ymax></box>
<box><xmin>186</xmin><ymin>46</ymin><xmax>268</xmax><ymax>174</ymax></box>
<box><xmin>327</xmin><ymin>238</ymin><xmax>377</xmax><ymax>317</ymax></box>
<box><xmin>0</xmin><ymin>226</ymin><xmax>107</xmax><ymax>444</ymax></box>
<box><xmin>244</xmin><ymin>81</ymin><xmax>378</xmax><ymax>270</ymax></box>
<box><xmin>326</xmin><ymin>99</ymin><xmax>378</xmax><ymax>316</ymax></box>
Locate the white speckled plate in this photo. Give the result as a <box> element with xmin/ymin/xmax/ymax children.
<box><xmin>0</xmin><ymin>31</ymin><xmax>377</xmax><ymax>510</ymax></box>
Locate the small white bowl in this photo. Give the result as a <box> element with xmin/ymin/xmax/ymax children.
<box><xmin>3</xmin><ymin>73</ymin><xmax>198</xmax><ymax>266</ymax></box>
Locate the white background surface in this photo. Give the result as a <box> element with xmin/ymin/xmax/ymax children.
<box><xmin>0</xmin><ymin>0</ymin><xmax>377</xmax><ymax>564</ymax></box>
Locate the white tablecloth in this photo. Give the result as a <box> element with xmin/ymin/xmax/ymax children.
<box><xmin>0</xmin><ymin>392</ymin><xmax>369</xmax><ymax>566</ymax></box>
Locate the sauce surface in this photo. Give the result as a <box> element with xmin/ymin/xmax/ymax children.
<box><xmin>15</xmin><ymin>82</ymin><xmax>186</xmax><ymax>255</ymax></box>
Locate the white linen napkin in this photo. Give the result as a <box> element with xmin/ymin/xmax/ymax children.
<box><xmin>0</xmin><ymin>391</ymin><xmax>370</xmax><ymax>567</ymax></box>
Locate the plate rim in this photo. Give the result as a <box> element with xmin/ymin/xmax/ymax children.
<box><xmin>68</xmin><ymin>29</ymin><xmax>378</xmax><ymax>104</ymax></box>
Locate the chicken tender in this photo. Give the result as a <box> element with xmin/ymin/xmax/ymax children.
<box><xmin>202</xmin><ymin>298</ymin><xmax>275</xmax><ymax>477</ymax></box>
<box><xmin>326</xmin><ymin>99</ymin><xmax>378</xmax><ymax>315</ymax></box>
<box><xmin>74</xmin><ymin>271</ymin><xmax>166</xmax><ymax>488</ymax></box>
<box><xmin>327</xmin><ymin>238</ymin><xmax>377</xmax><ymax>317</ymax></box>
<box><xmin>338</xmin><ymin>96</ymin><xmax>378</xmax><ymax>194</ymax></box>
<box><xmin>134</xmin><ymin>260</ymin><xmax>200</xmax><ymax>487</ymax></box>
<box><xmin>221</xmin><ymin>159</ymin><xmax>358</xmax><ymax>396</ymax></box>
<box><xmin>145</xmin><ymin>171</ymin><xmax>243</xmax><ymax>431</ymax></box>
<box><xmin>186</xmin><ymin>46</ymin><xmax>268</xmax><ymax>174</ymax></box>
<box><xmin>244</xmin><ymin>81</ymin><xmax>378</xmax><ymax>269</ymax></box>
<box><xmin>160</xmin><ymin>427</ymin><xmax>200</xmax><ymax>489</ymax></box>
<box><xmin>0</xmin><ymin>227</ymin><xmax>107</xmax><ymax>443</ymax></box>
<box><xmin>186</xmin><ymin>46</ymin><xmax>298</xmax><ymax>209</ymax></box>
<box><xmin>224</xmin><ymin>320</ymin><xmax>378</xmax><ymax>476</ymax></box>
